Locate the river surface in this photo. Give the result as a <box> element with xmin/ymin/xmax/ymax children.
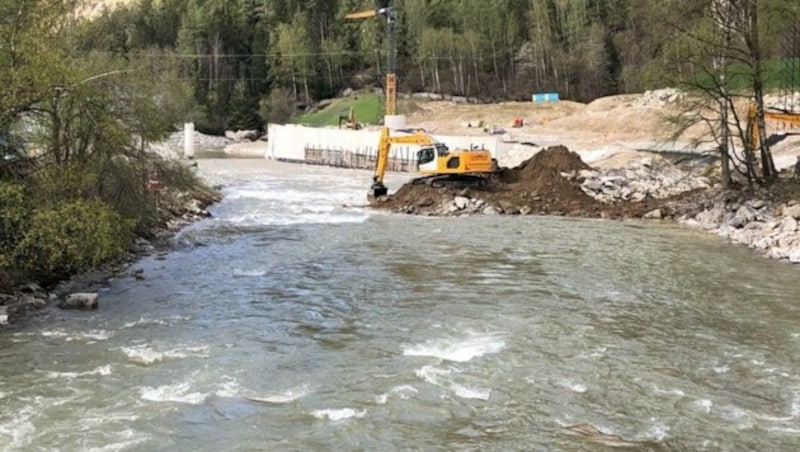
<box><xmin>2</xmin><ymin>159</ymin><xmax>800</xmax><ymax>451</ymax></box>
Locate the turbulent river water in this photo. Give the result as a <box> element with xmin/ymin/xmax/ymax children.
<box><xmin>2</xmin><ymin>159</ymin><xmax>800</xmax><ymax>451</ymax></box>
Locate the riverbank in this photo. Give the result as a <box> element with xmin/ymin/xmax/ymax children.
<box><xmin>0</xmin><ymin>177</ymin><xmax>221</xmax><ymax>325</ymax></box>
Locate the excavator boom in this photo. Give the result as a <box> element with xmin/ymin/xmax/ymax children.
<box><xmin>749</xmin><ymin>102</ymin><xmax>800</xmax><ymax>149</ymax></box>
<box><xmin>369</xmin><ymin>128</ymin><xmax>436</xmax><ymax>200</ymax></box>
<box><xmin>345</xmin><ymin>9</ymin><xmax>378</xmax><ymax>19</ymax></box>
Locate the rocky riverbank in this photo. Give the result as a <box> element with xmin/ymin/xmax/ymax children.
<box><xmin>372</xmin><ymin>146</ymin><xmax>800</xmax><ymax>266</ymax></box>
<box><xmin>0</xmin><ymin>181</ymin><xmax>221</xmax><ymax>326</ymax></box>
<box><xmin>678</xmin><ymin>189</ymin><xmax>800</xmax><ymax>263</ymax></box>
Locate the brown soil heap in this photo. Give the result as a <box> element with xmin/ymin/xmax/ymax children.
<box><xmin>374</xmin><ymin>146</ymin><xmax>698</xmax><ymax>218</ymax></box>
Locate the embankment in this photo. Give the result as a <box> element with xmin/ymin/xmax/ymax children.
<box><xmin>0</xmin><ymin>177</ymin><xmax>221</xmax><ymax>325</ymax></box>
<box><xmin>371</xmin><ymin>146</ymin><xmax>800</xmax><ymax>266</ymax></box>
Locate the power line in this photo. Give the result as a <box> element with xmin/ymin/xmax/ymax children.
<box><xmin>78</xmin><ymin>50</ymin><xmax>492</xmax><ymax>61</ymax></box>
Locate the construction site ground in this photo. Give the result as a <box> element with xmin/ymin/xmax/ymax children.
<box><xmin>403</xmin><ymin>90</ymin><xmax>800</xmax><ymax>170</ymax></box>
<box><xmin>373</xmin><ymin>146</ymin><xmax>703</xmax><ymax>219</ymax></box>
<box><xmin>372</xmin><ymin>90</ymin><xmax>800</xmax><ymax>219</ymax></box>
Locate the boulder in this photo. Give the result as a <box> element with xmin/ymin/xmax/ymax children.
<box><xmin>781</xmin><ymin>216</ymin><xmax>798</xmax><ymax>233</ymax></box>
<box><xmin>482</xmin><ymin>205</ymin><xmax>500</xmax><ymax>215</ymax></box>
<box><xmin>0</xmin><ymin>305</ymin><xmax>10</xmax><ymax>325</ymax></box>
<box><xmin>498</xmin><ymin>201</ymin><xmax>521</xmax><ymax>215</ymax></box>
<box><xmin>643</xmin><ymin>209</ymin><xmax>663</xmax><ymax>219</ymax></box>
<box><xmin>734</xmin><ymin>205</ymin><xmax>759</xmax><ymax>225</ymax></box>
<box><xmin>18</xmin><ymin>282</ymin><xmax>47</xmax><ymax>300</ymax></box>
<box><xmin>454</xmin><ymin>196</ymin><xmax>470</xmax><ymax>210</ymax></box>
<box><xmin>789</xmin><ymin>248</ymin><xmax>800</xmax><ymax>264</ymax></box>
<box><xmin>59</xmin><ymin>293</ymin><xmax>98</xmax><ymax>310</ymax></box>
<box><xmin>416</xmin><ymin>197</ymin><xmax>435</xmax><ymax>208</ymax></box>
<box><xmin>695</xmin><ymin>207</ymin><xmax>725</xmax><ymax>230</ymax></box>
<box><xmin>20</xmin><ymin>295</ymin><xmax>47</xmax><ymax>309</ymax></box>
<box><xmin>447</xmin><ymin>202</ymin><xmax>460</xmax><ymax>214</ymax></box>
<box><xmin>782</xmin><ymin>204</ymin><xmax>800</xmax><ymax>219</ymax></box>
<box><xmin>583</xmin><ymin>180</ymin><xmax>603</xmax><ymax>192</ymax></box>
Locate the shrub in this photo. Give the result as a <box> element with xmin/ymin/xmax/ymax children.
<box><xmin>14</xmin><ymin>199</ymin><xmax>134</xmax><ymax>281</ymax></box>
<box><xmin>0</xmin><ymin>182</ymin><xmax>28</xmax><ymax>288</ymax></box>
<box><xmin>0</xmin><ymin>182</ymin><xmax>27</xmax><ymax>252</ymax></box>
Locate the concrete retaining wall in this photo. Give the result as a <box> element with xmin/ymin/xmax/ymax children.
<box><xmin>266</xmin><ymin>124</ymin><xmax>511</xmax><ymax>172</ymax></box>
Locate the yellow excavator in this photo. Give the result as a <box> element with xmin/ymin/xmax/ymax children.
<box><xmin>368</xmin><ymin>128</ymin><xmax>495</xmax><ymax>199</ymax></box>
<box><xmin>749</xmin><ymin>102</ymin><xmax>800</xmax><ymax>147</ymax></box>
<box><xmin>346</xmin><ymin>2</ymin><xmax>496</xmax><ymax>200</ymax></box>
<box><xmin>338</xmin><ymin>106</ymin><xmax>360</xmax><ymax>130</ymax></box>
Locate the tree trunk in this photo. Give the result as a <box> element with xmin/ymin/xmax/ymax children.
<box><xmin>719</xmin><ymin>95</ymin><xmax>731</xmax><ymax>189</ymax></box>
<box><xmin>747</xmin><ymin>0</ymin><xmax>776</xmax><ymax>181</ymax></box>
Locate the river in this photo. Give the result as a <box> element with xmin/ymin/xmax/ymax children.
<box><xmin>2</xmin><ymin>159</ymin><xmax>800</xmax><ymax>451</ymax></box>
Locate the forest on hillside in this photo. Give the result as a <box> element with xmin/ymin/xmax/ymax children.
<box><xmin>73</xmin><ymin>0</ymin><xmax>800</xmax><ymax>132</ymax></box>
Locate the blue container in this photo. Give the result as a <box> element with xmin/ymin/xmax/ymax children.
<box><xmin>532</xmin><ymin>92</ymin><xmax>560</xmax><ymax>103</ymax></box>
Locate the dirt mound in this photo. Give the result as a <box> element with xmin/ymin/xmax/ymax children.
<box><xmin>492</xmin><ymin>146</ymin><xmax>596</xmax><ymax>213</ymax></box>
<box><xmin>375</xmin><ymin>146</ymin><xmax>699</xmax><ymax>219</ymax></box>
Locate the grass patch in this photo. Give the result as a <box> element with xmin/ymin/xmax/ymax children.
<box><xmin>694</xmin><ymin>58</ymin><xmax>800</xmax><ymax>92</ymax></box>
<box><xmin>297</xmin><ymin>92</ymin><xmax>384</xmax><ymax>127</ymax></box>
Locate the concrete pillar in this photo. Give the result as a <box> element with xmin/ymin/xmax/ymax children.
<box><xmin>385</xmin><ymin>115</ymin><xmax>407</xmax><ymax>130</ymax></box>
<box><xmin>183</xmin><ymin>122</ymin><xmax>195</xmax><ymax>158</ymax></box>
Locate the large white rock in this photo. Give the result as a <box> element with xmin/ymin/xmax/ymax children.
<box><xmin>781</xmin><ymin>216</ymin><xmax>798</xmax><ymax>233</ymax></box>
<box><xmin>454</xmin><ymin>196</ymin><xmax>470</xmax><ymax>210</ymax></box>
<box><xmin>59</xmin><ymin>293</ymin><xmax>99</xmax><ymax>310</ymax></box>
<box><xmin>782</xmin><ymin>204</ymin><xmax>800</xmax><ymax>219</ymax></box>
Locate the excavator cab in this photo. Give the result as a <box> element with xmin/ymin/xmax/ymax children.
<box><xmin>417</xmin><ymin>144</ymin><xmax>493</xmax><ymax>177</ymax></box>
<box><xmin>416</xmin><ymin>143</ymin><xmax>449</xmax><ymax>169</ymax></box>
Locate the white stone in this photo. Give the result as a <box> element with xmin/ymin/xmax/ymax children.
<box><xmin>643</xmin><ymin>209</ymin><xmax>663</xmax><ymax>219</ymax></box>
<box><xmin>781</xmin><ymin>216</ymin><xmax>798</xmax><ymax>233</ymax></box>
<box><xmin>454</xmin><ymin>196</ymin><xmax>470</xmax><ymax>210</ymax></box>
<box><xmin>59</xmin><ymin>293</ymin><xmax>99</xmax><ymax>310</ymax></box>
<box><xmin>789</xmin><ymin>248</ymin><xmax>800</xmax><ymax>263</ymax></box>
<box><xmin>783</xmin><ymin>204</ymin><xmax>800</xmax><ymax>219</ymax></box>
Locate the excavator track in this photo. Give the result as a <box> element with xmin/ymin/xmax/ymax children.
<box><xmin>412</xmin><ymin>174</ymin><xmax>489</xmax><ymax>189</ymax></box>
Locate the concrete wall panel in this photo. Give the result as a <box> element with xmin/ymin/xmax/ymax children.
<box><xmin>267</xmin><ymin>124</ymin><xmax>508</xmax><ymax>170</ymax></box>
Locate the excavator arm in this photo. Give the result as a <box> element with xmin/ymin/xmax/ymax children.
<box><xmin>344</xmin><ymin>9</ymin><xmax>378</xmax><ymax>19</ymax></box>
<box><xmin>370</xmin><ymin>128</ymin><xmax>436</xmax><ymax>200</ymax></box>
<box><xmin>749</xmin><ymin>102</ymin><xmax>800</xmax><ymax>149</ymax></box>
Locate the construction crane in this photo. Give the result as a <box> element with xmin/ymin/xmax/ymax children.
<box><xmin>345</xmin><ymin>2</ymin><xmax>397</xmax><ymax>116</ymax></box>
<box><xmin>346</xmin><ymin>2</ymin><xmax>495</xmax><ymax>200</ymax></box>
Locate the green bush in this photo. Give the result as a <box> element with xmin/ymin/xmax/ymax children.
<box><xmin>0</xmin><ymin>182</ymin><xmax>27</xmax><ymax>252</ymax></box>
<box><xmin>0</xmin><ymin>182</ymin><xmax>28</xmax><ymax>287</ymax></box>
<box><xmin>14</xmin><ymin>199</ymin><xmax>134</xmax><ymax>281</ymax></box>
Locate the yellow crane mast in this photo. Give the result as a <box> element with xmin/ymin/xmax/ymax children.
<box><xmin>346</xmin><ymin>2</ymin><xmax>495</xmax><ymax>200</ymax></box>
<box><xmin>345</xmin><ymin>5</ymin><xmax>397</xmax><ymax>116</ymax></box>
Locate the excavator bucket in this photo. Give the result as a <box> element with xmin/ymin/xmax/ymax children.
<box><xmin>345</xmin><ymin>9</ymin><xmax>378</xmax><ymax>19</ymax></box>
<box><xmin>368</xmin><ymin>182</ymin><xmax>388</xmax><ymax>203</ymax></box>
